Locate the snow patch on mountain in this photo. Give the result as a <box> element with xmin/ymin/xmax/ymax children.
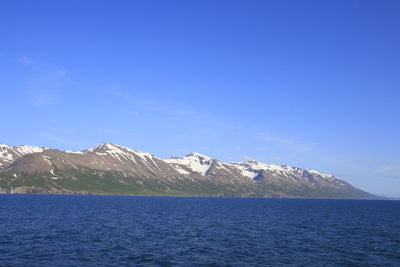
<box><xmin>0</xmin><ymin>144</ymin><xmax>47</xmax><ymax>164</ymax></box>
<box><xmin>13</xmin><ymin>145</ymin><xmax>47</xmax><ymax>156</ymax></box>
<box><xmin>308</xmin><ymin>169</ymin><xmax>335</xmax><ymax>179</ymax></box>
<box><xmin>163</xmin><ymin>152</ymin><xmax>214</xmax><ymax>175</ymax></box>
<box><xmin>85</xmin><ymin>142</ymin><xmax>165</xmax><ymax>174</ymax></box>
<box><xmin>89</xmin><ymin>143</ymin><xmax>155</xmax><ymax>160</ymax></box>
<box><xmin>229</xmin><ymin>161</ymin><xmax>336</xmax><ymax>182</ymax></box>
<box><xmin>65</xmin><ymin>150</ymin><xmax>85</xmax><ymax>154</ymax></box>
<box><xmin>228</xmin><ymin>162</ymin><xmax>260</xmax><ymax>180</ymax></box>
<box><xmin>173</xmin><ymin>165</ymin><xmax>190</xmax><ymax>175</ymax></box>
<box><xmin>0</xmin><ymin>145</ymin><xmax>14</xmax><ymax>162</ymax></box>
<box><xmin>235</xmin><ymin>161</ymin><xmax>298</xmax><ymax>173</ymax></box>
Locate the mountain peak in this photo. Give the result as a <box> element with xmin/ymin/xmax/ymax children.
<box><xmin>244</xmin><ymin>160</ymin><xmax>259</xmax><ymax>164</ymax></box>
<box><xmin>87</xmin><ymin>142</ymin><xmax>156</xmax><ymax>160</ymax></box>
<box><xmin>185</xmin><ymin>152</ymin><xmax>213</xmax><ymax>160</ymax></box>
<box><xmin>99</xmin><ymin>141</ymin><xmax>118</xmax><ymax>148</ymax></box>
<box><xmin>89</xmin><ymin>142</ymin><xmax>121</xmax><ymax>152</ymax></box>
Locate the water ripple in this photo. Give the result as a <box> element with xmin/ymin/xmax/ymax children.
<box><xmin>0</xmin><ymin>195</ymin><xmax>399</xmax><ymax>266</ymax></box>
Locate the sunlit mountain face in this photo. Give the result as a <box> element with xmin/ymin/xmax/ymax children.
<box><xmin>0</xmin><ymin>142</ymin><xmax>375</xmax><ymax>198</ymax></box>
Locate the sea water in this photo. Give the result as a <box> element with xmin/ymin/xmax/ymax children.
<box><xmin>1</xmin><ymin>195</ymin><xmax>399</xmax><ymax>266</ymax></box>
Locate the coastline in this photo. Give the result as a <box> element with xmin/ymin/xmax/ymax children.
<box><xmin>0</xmin><ymin>189</ymin><xmax>382</xmax><ymax>200</ymax></box>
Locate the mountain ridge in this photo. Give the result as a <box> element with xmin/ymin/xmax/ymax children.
<box><xmin>0</xmin><ymin>142</ymin><xmax>376</xmax><ymax>198</ymax></box>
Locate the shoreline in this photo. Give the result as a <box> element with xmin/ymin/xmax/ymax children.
<box><xmin>0</xmin><ymin>191</ymin><xmax>384</xmax><ymax>200</ymax></box>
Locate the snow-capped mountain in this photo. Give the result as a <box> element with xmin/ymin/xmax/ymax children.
<box><xmin>0</xmin><ymin>144</ymin><xmax>47</xmax><ymax>170</ymax></box>
<box><xmin>163</xmin><ymin>153</ymin><xmax>215</xmax><ymax>175</ymax></box>
<box><xmin>0</xmin><ymin>142</ymin><xmax>375</xmax><ymax>198</ymax></box>
<box><xmin>229</xmin><ymin>161</ymin><xmax>341</xmax><ymax>184</ymax></box>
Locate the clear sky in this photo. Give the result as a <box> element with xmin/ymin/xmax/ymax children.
<box><xmin>1</xmin><ymin>0</ymin><xmax>399</xmax><ymax>195</ymax></box>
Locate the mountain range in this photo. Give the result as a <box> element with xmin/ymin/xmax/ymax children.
<box><xmin>0</xmin><ymin>142</ymin><xmax>375</xmax><ymax>198</ymax></box>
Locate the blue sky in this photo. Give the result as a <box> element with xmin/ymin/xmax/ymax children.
<box><xmin>1</xmin><ymin>0</ymin><xmax>399</xmax><ymax>195</ymax></box>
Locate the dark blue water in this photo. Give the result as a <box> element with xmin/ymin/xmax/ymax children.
<box><xmin>1</xmin><ymin>195</ymin><xmax>399</xmax><ymax>266</ymax></box>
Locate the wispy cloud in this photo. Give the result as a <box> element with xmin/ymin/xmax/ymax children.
<box><xmin>40</xmin><ymin>132</ymin><xmax>96</xmax><ymax>148</ymax></box>
<box><xmin>106</xmin><ymin>87</ymin><xmax>204</xmax><ymax>119</ymax></box>
<box><xmin>26</xmin><ymin>63</ymin><xmax>317</xmax><ymax>161</ymax></box>
<box><xmin>174</xmin><ymin>131</ymin><xmax>219</xmax><ymax>141</ymax></box>
<box><xmin>243</xmin><ymin>129</ymin><xmax>317</xmax><ymax>152</ymax></box>
<box><xmin>27</xmin><ymin>90</ymin><xmax>57</xmax><ymax>107</ymax></box>
<box><xmin>22</xmin><ymin>58</ymin><xmax>93</xmax><ymax>108</ymax></box>
<box><xmin>18</xmin><ymin>56</ymin><xmax>31</xmax><ymax>65</ymax></box>
<box><xmin>106</xmin><ymin>87</ymin><xmax>155</xmax><ymax>109</ymax></box>
<box><xmin>106</xmin><ymin>87</ymin><xmax>317</xmax><ymax>154</ymax></box>
<box><xmin>380</xmin><ymin>164</ymin><xmax>400</xmax><ymax>179</ymax></box>
<box><xmin>271</xmin><ymin>156</ymin><xmax>282</xmax><ymax>162</ymax></box>
<box><xmin>93</xmin><ymin>126</ymin><xmax>134</xmax><ymax>136</ymax></box>
<box><xmin>25</xmin><ymin>69</ymin><xmax>67</xmax><ymax>107</ymax></box>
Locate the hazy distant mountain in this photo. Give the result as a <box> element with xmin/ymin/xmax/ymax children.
<box><xmin>0</xmin><ymin>142</ymin><xmax>375</xmax><ymax>198</ymax></box>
